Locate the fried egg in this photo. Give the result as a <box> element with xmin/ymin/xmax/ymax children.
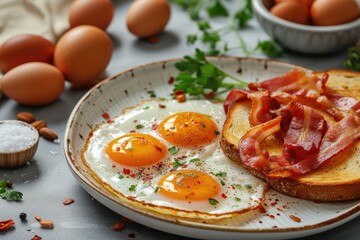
<box><xmin>83</xmin><ymin>99</ymin><xmax>266</xmax><ymax>219</ymax></box>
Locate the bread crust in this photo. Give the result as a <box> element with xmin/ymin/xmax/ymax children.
<box><xmin>220</xmin><ymin>70</ymin><xmax>360</xmax><ymax>201</ymax></box>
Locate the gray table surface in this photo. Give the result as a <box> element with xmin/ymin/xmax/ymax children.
<box><xmin>1</xmin><ymin>1</ymin><xmax>359</xmax><ymax>239</ymax></box>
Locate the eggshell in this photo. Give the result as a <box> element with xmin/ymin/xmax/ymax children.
<box><xmin>311</xmin><ymin>0</ymin><xmax>360</xmax><ymax>26</ymax></box>
<box><xmin>0</xmin><ymin>34</ymin><xmax>55</xmax><ymax>74</ymax></box>
<box><xmin>1</xmin><ymin>62</ymin><xmax>65</xmax><ymax>106</ymax></box>
<box><xmin>270</xmin><ymin>1</ymin><xmax>310</xmax><ymax>25</ymax></box>
<box><xmin>126</xmin><ymin>0</ymin><xmax>171</xmax><ymax>38</ymax></box>
<box><xmin>54</xmin><ymin>25</ymin><xmax>112</xmax><ymax>87</ymax></box>
<box><xmin>69</xmin><ymin>0</ymin><xmax>114</xmax><ymax>30</ymax></box>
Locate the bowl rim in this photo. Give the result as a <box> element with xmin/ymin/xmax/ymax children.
<box><xmin>0</xmin><ymin>120</ymin><xmax>39</xmax><ymax>154</ymax></box>
<box><xmin>253</xmin><ymin>0</ymin><xmax>360</xmax><ymax>32</ymax></box>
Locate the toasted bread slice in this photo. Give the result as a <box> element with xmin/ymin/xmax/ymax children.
<box><xmin>220</xmin><ymin>70</ymin><xmax>360</xmax><ymax>201</ymax></box>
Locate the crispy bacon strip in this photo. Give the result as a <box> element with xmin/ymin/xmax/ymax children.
<box><xmin>317</xmin><ymin>114</ymin><xmax>360</xmax><ymax>165</ymax></box>
<box><xmin>249</xmin><ymin>68</ymin><xmax>327</xmax><ymax>94</ymax></box>
<box><xmin>283</xmin><ymin>102</ymin><xmax>327</xmax><ymax>163</ymax></box>
<box><xmin>223</xmin><ymin>89</ymin><xmax>249</xmax><ymax>114</ymax></box>
<box><xmin>239</xmin><ymin>116</ymin><xmax>282</xmax><ymax>173</ymax></box>
<box><xmin>247</xmin><ymin>90</ymin><xmax>272</xmax><ymax>126</ymax></box>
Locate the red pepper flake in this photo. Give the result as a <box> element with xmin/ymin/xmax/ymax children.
<box><xmin>0</xmin><ymin>219</ymin><xmax>14</xmax><ymax>232</ymax></box>
<box><xmin>102</xmin><ymin>112</ymin><xmax>110</xmax><ymax>120</ymax></box>
<box><xmin>221</xmin><ymin>193</ymin><xmax>227</xmax><ymax>198</ymax></box>
<box><xmin>107</xmin><ymin>119</ymin><xmax>114</xmax><ymax>124</ymax></box>
<box><xmin>290</xmin><ymin>215</ymin><xmax>302</xmax><ymax>223</ymax></box>
<box><xmin>31</xmin><ymin>235</ymin><xmax>42</xmax><ymax>240</ymax></box>
<box><xmin>267</xmin><ymin>214</ymin><xmax>275</xmax><ymax>219</ymax></box>
<box><xmin>130</xmin><ymin>130</ymin><xmax>136</xmax><ymax>133</ymax></box>
<box><xmin>34</xmin><ymin>215</ymin><xmax>42</xmax><ymax>222</ymax></box>
<box><xmin>63</xmin><ymin>198</ymin><xmax>75</xmax><ymax>205</ymax></box>
<box><xmin>270</xmin><ymin>202</ymin><xmax>277</xmax><ymax>207</ymax></box>
<box><xmin>205</xmin><ymin>91</ymin><xmax>215</xmax><ymax>99</ymax></box>
<box><xmin>151</xmin><ymin>123</ymin><xmax>158</xmax><ymax>130</ymax></box>
<box><xmin>158</xmin><ymin>104</ymin><xmax>166</xmax><ymax>109</ymax></box>
<box><xmin>113</xmin><ymin>222</ymin><xmax>125</xmax><ymax>231</ymax></box>
<box><xmin>128</xmin><ymin>233</ymin><xmax>136</xmax><ymax>238</ymax></box>
<box><xmin>147</xmin><ymin>36</ymin><xmax>159</xmax><ymax>44</ymax></box>
<box><xmin>168</xmin><ymin>77</ymin><xmax>175</xmax><ymax>85</ymax></box>
<box><xmin>123</xmin><ymin>168</ymin><xmax>131</xmax><ymax>175</ymax></box>
<box><xmin>175</xmin><ymin>94</ymin><xmax>186</xmax><ymax>103</ymax></box>
<box><xmin>112</xmin><ymin>164</ymin><xmax>116</xmax><ymax>168</ymax></box>
<box><xmin>130</xmin><ymin>173</ymin><xmax>136</xmax><ymax>178</ymax></box>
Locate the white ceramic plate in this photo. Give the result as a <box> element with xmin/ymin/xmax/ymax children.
<box><xmin>64</xmin><ymin>57</ymin><xmax>360</xmax><ymax>240</ymax></box>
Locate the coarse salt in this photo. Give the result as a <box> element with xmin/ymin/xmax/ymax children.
<box><xmin>0</xmin><ymin>123</ymin><xmax>37</xmax><ymax>152</ymax></box>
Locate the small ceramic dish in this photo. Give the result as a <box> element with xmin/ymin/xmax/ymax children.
<box><xmin>0</xmin><ymin>120</ymin><xmax>39</xmax><ymax>168</ymax></box>
<box><xmin>253</xmin><ymin>0</ymin><xmax>360</xmax><ymax>54</ymax></box>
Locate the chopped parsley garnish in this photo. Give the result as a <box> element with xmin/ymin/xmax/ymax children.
<box><xmin>215</xmin><ymin>171</ymin><xmax>227</xmax><ymax>177</ymax></box>
<box><xmin>244</xmin><ymin>184</ymin><xmax>253</xmax><ymax>189</ymax></box>
<box><xmin>117</xmin><ymin>174</ymin><xmax>124</xmax><ymax>179</ymax></box>
<box><xmin>154</xmin><ymin>186</ymin><xmax>160</xmax><ymax>193</ymax></box>
<box><xmin>233</xmin><ymin>184</ymin><xmax>243</xmax><ymax>190</ymax></box>
<box><xmin>147</xmin><ymin>90</ymin><xmax>156</xmax><ymax>98</ymax></box>
<box><xmin>189</xmin><ymin>158</ymin><xmax>200</xmax><ymax>162</ymax></box>
<box><xmin>173</xmin><ymin>159</ymin><xmax>186</xmax><ymax>168</ymax></box>
<box><xmin>0</xmin><ymin>180</ymin><xmax>23</xmax><ymax>201</ymax></box>
<box><xmin>235</xmin><ymin>197</ymin><xmax>241</xmax><ymax>202</ymax></box>
<box><xmin>143</xmin><ymin>106</ymin><xmax>150</xmax><ymax>110</ymax></box>
<box><xmin>209</xmin><ymin>198</ymin><xmax>219</xmax><ymax>205</ymax></box>
<box><xmin>201</xmin><ymin>122</ymin><xmax>206</xmax><ymax>128</ymax></box>
<box><xmin>135</xmin><ymin>124</ymin><xmax>144</xmax><ymax>129</ymax></box>
<box><xmin>168</xmin><ymin>146</ymin><xmax>180</xmax><ymax>155</ymax></box>
<box><xmin>220</xmin><ymin>179</ymin><xmax>226</xmax><ymax>186</ymax></box>
<box><xmin>128</xmin><ymin>185</ymin><xmax>137</xmax><ymax>192</ymax></box>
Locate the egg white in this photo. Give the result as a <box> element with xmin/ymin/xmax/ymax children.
<box><xmin>83</xmin><ymin>99</ymin><xmax>266</xmax><ymax>219</ymax></box>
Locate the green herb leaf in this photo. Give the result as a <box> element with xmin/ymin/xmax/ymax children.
<box><xmin>187</xmin><ymin>34</ymin><xmax>198</xmax><ymax>44</ymax></box>
<box><xmin>343</xmin><ymin>46</ymin><xmax>360</xmax><ymax>71</ymax></box>
<box><xmin>135</xmin><ymin>124</ymin><xmax>144</xmax><ymax>129</ymax></box>
<box><xmin>209</xmin><ymin>198</ymin><xmax>219</xmax><ymax>205</ymax></box>
<box><xmin>168</xmin><ymin>146</ymin><xmax>180</xmax><ymax>155</ymax></box>
<box><xmin>255</xmin><ymin>40</ymin><xmax>283</xmax><ymax>57</ymax></box>
<box><xmin>128</xmin><ymin>185</ymin><xmax>137</xmax><ymax>192</ymax></box>
<box><xmin>215</xmin><ymin>171</ymin><xmax>227</xmax><ymax>177</ymax></box>
<box><xmin>147</xmin><ymin>90</ymin><xmax>156</xmax><ymax>98</ymax></box>
<box><xmin>173</xmin><ymin>159</ymin><xmax>186</xmax><ymax>168</ymax></box>
<box><xmin>234</xmin><ymin>0</ymin><xmax>253</xmax><ymax>29</ymax></box>
<box><xmin>206</xmin><ymin>0</ymin><xmax>229</xmax><ymax>17</ymax></box>
<box><xmin>189</xmin><ymin>158</ymin><xmax>201</xmax><ymax>162</ymax></box>
<box><xmin>174</xmin><ymin>49</ymin><xmax>248</xmax><ymax>98</ymax></box>
<box><xmin>0</xmin><ymin>180</ymin><xmax>23</xmax><ymax>201</ymax></box>
<box><xmin>235</xmin><ymin>197</ymin><xmax>241</xmax><ymax>202</ymax></box>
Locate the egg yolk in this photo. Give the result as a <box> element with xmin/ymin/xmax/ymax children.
<box><xmin>106</xmin><ymin>133</ymin><xmax>167</xmax><ymax>167</ymax></box>
<box><xmin>157</xmin><ymin>169</ymin><xmax>220</xmax><ymax>201</ymax></box>
<box><xmin>158</xmin><ymin>112</ymin><xmax>219</xmax><ymax>147</ymax></box>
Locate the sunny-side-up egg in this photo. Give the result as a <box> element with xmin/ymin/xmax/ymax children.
<box><xmin>83</xmin><ymin>99</ymin><xmax>266</xmax><ymax>219</ymax></box>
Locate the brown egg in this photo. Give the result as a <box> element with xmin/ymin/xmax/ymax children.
<box><xmin>0</xmin><ymin>34</ymin><xmax>55</xmax><ymax>74</ymax></box>
<box><xmin>69</xmin><ymin>0</ymin><xmax>114</xmax><ymax>30</ymax></box>
<box><xmin>1</xmin><ymin>62</ymin><xmax>65</xmax><ymax>106</ymax></box>
<box><xmin>275</xmin><ymin>0</ymin><xmax>314</xmax><ymax>9</ymax></box>
<box><xmin>311</xmin><ymin>0</ymin><xmax>360</xmax><ymax>26</ymax></box>
<box><xmin>54</xmin><ymin>25</ymin><xmax>112</xmax><ymax>87</ymax></box>
<box><xmin>126</xmin><ymin>0</ymin><xmax>171</xmax><ymax>38</ymax></box>
<box><xmin>270</xmin><ymin>1</ymin><xmax>309</xmax><ymax>25</ymax></box>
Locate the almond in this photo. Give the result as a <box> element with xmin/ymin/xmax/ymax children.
<box><xmin>31</xmin><ymin>120</ymin><xmax>47</xmax><ymax>132</ymax></box>
<box><xmin>16</xmin><ymin>112</ymin><xmax>36</xmax><ymax>123</ymax></box>
<box><xmin>39</xmin><ymin>220</ymin><xmax>54</xmax><ymax>229</ymax></box>
<box><xmin>39</xmin><ymin>127</ymin><xmax>58</xmax><ymax>140</ymax></box>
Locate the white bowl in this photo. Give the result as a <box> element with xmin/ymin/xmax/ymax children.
<box><xmin>253</xmin><ymin>0</ymin><xmax>360</xmax><ymax>54</ymax></box>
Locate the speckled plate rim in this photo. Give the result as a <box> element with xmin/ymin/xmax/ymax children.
<box><xmin>64</xmin><ymin>57</ymin><xmax>360</xmax><ymax>240</ymax></box>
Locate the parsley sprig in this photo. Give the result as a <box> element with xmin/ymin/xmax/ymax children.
<box><xmin>343</xmin><ymin>46</ymin><xmax>360</xmax><ymax>71</ymax></box>
<box><xmin>174</xmin><ymin>0</ymin><xmax>283</xmax><ymax>57</ymax></box>
<box><xmin>173</xmin><ymin>0</ymin><xmax>228</xmax><ymax>20</ymax></box>
<box><xmin>0</xmin><ymin>180</ymin><xmax>23</xmax><ymax>201</ymax></box>
<box><xmin>174</xmin><ymin>49</ymin><xmax>248</xmax><ymax>98</ymax></box>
